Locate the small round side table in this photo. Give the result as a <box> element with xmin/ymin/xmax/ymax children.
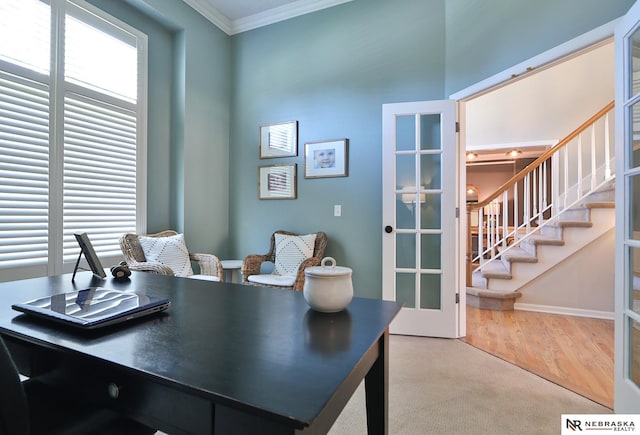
<box><xmin>221</xmin><ymin>260</ymin><xmax>243</xmax><ymax>283</ymax></box>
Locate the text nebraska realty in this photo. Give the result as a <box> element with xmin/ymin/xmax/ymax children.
<box><xmin>582</xmin><ymin>420</ymin><xmax>635</xmax><ymax>431</ymax></box>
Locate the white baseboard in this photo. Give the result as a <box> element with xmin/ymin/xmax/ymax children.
<box><xmin>514</xmin><ymin>302</ymin><xmax>614</xmax><ymax>320</ymax></box>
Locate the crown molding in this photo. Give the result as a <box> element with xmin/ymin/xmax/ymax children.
<box><xmin>232</xmin><ymin>0</ymin><xmax>353</xmax><ymax>34</ymax></box>
<box><xmin>182</xmin><ymin>0</ymin><xmax>233</xmax><ymax>35</ymax></box>
<box><xmin>183</xmin><ymin>0</ymin><xmax>353</xmax><ymax>35</ymax></box>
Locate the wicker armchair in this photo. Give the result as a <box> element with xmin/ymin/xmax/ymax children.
<box><xmin>119</xmin><ymin>230</ymin><xmax>223</xmax><ymax>281</ymax></box>
<box><xmin>242</xmin><ymin>230</ymin><xmax>328</xmax><ymax>292</ymax></box>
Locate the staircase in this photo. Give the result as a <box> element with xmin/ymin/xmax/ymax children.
<box><xmin>466</xmin><ymin>102</ymin><xmax>615</xmax><ymax>310</ymax></box>
<box><xmin>467</xmin><ymin>183</ymin><xmax>615</xmax><ymax>310</ymax></box>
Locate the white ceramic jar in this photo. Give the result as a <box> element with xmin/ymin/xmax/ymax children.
<box><xmin>303</xmin><ymin>257</ymin><xmax>353</xmax><ymax>312</ymax></box>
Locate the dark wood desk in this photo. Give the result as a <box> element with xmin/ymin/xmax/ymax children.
<box><xmin>0</xmin><ymin>271</ymin><xmax>401</xmax><ymax>434</ymax></box>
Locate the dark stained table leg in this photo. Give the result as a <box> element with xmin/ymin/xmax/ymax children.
<box><xmin>364</xmin><ymin>328</ymin><xmax>388</xmax><ymax>435</ymax></box>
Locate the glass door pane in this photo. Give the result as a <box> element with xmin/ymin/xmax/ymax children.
<box><xmin>392</xmin><ymin>113</ymin><xmax>445</xmax><ymax>311</ymax></box>
<box><xmin>625</xmin><ymin>63</ymin><xmax>640</xmax><ymax>394</ymax></box>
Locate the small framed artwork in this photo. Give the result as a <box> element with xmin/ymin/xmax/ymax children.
<box><xmin>259</xmin><ymin>120</ymin><xmax>298</xmax><ymax>158</ymax></box>
<box><xmin>258</xmin><ymin>164</ymin><xmax>297</xmax><ymax>199</ymax></box>
<box><xmin>304</xmin><ymin>138</ymin><xmax>348</xmax><ymax>179</ymax></box>
<box><xmin>72</xmin><ymin>232</ymin><xmax>106</xmax><ymax>280</ymax></box>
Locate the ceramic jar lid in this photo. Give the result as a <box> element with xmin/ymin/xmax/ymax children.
<box><xmin>305</xmin><ymin>257</ymin><xmax>352</xmax><ymax>277</ymax></box>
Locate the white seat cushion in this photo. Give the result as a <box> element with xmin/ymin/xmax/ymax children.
<box><xmin>273</xmin><ymin>233</ymin><xmax>316</xmax><ymax>276</ymax></box>
<box><xmin>189</xmin><ymin>274</ymin><xmax>220</xmax><ymax>282</ymax></box>
<box><xmin>248</xmin><ymin>274</ymin><xmax>296</xmax><ymax>287</ymax></box>
<box><xmin>138</xmin><ymin>233</ymin><xmax>194</xmax><ymax>277</ymax></box>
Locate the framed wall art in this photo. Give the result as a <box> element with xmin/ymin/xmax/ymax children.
<box><xmin>258</xmin><ymin>164</ymin><xmax>297</xmax><ymax>199</ymax></box>
<box><xmin>72</xmin><ymin>232</ymin><xmax>106</xmax><ymax>280</ymax></box>
<box><xmin>259</xmin><ymin>121</ymin><xmax>298</xmax><ymax>158</ymax></box>
<box><xmin>304</xmin><ymin>138</ymin><xmax>348</xmax><ymax>179</ymax></box>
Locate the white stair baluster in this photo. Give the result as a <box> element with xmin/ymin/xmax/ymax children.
<box><xmin>502</xmin><ymin>191</ymin><xmax>508</xmax><ymax>249</ymax></box>
<box><xmin>591</xmin><ymin>123</ymin><xmax>597</xmax><ymax>191</ymax></box>
<box><xmin>605</xmin><ymin>112</ymin><xmax>612</xmax><ymax>179</ymax></box>
<box><xmin>563</xmin><ymin>145</ymin><xmax>569</xmax><ymax>209</ymax></box>
<box><xmin>514</xmin><ymin>181</ymin><xmax>519</xmax><ymax>244</ymax></box>
<box><xmin>577</xmin><ymin>134</ymin><xmax>583</xmax><ymax>201</ymax></box>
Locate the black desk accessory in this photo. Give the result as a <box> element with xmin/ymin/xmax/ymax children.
<box><xmin>111</xmin><ymin>261</ymin><xmax>131</xmax><ymax>279</ymax></box>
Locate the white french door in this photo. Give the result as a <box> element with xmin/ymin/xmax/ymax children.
<box><xmin>382</xmin><ymin>100</ymin><xmax>462</xmax><ymax>338</ymax></box>
<box><xmin>614</xmin><ymin>0</ymin><xmax>640</xmax><ymax>413</ymax></box>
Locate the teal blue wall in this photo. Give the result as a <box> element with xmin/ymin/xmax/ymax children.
<box><xmin>84</xmin><ymin>0</ymin><xmax>633</xmax><ymax>298</ymax></box>
<box><xmin>87</xmin><ymin>0</ymin><xmax>175</xmax><ymax>231</ymax></box>
<box><xmin>444</xmin><ymin>0</ymin><xmax>635</xmax><ymax>94</ymax></box>
<box><xmin>88</xmin><ymin>0</ymin><xmax>232</xmax><ymax>256</ymax></box>
<box><xmin>229</xmin><ymin>0</ymin><xmax>446</xmax><ymax>298</ymax></box>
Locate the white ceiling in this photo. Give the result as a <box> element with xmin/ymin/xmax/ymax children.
<box><xmin>183</xmin><ymin>0</ymin><xmax>353</xmax><ymax>34</ymax></box>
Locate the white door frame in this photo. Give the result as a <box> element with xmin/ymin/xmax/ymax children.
<box><xmin>450</xmin><ymin>19</ymin><xmax>618</xmax><ymax>306</ymax></box>
<box><xmin>450</xmin><ymin>15</ymin><xmax>637</xmax><ymax>410</ymax></box>
<box><xmin>614</xmin><ymin>0</ymin><xmax>640</xmax><ymax>413</ymax></box>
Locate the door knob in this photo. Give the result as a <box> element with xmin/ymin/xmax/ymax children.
<box><xmin>384</xmin><ymin>226</ymin><xmax>393</xmax><ymax>233</ymax></box>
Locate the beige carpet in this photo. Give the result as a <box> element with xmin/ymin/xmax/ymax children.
<box><xmin>328</xmin><ymin>335</ymin><xmax>610</xmax><ymax>435</ymax></box>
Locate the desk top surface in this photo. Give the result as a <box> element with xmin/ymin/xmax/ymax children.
<box><xmin>0</xmin><ymin>271</ymin><xmax>400</xmax><ymax>428</ymax></box>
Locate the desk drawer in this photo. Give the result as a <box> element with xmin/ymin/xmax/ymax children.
<box><xmin>5</xmin><ymin>337</ymin><xmax>213</xmax><ymax>435</ymax></box>
<box><xmin>4</xmin><ymin>336</ymin><xmax>306</xmax><ymax>434</ymax></box>
<box><xmin>96</xmin><ymin>370</ymin><xmax>213</xmax><ymax>435</ymax></box>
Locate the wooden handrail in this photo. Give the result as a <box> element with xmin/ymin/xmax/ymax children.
<box><xmin>468</xmin><ymin>100</ymin><xmax>614</xmax><ymax>211</ymax></box>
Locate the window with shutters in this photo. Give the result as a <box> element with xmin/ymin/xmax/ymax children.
<box><xmin>0</xmin><ymin>0</ymin><xmax>147</xmax><ymax>278</ymax></box>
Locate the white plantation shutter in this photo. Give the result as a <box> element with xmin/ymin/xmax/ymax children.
<box><xmin>64</xmin><ymin>11</ymin><xmax>138</xmax><ymax>103</ymax></box>
<box><xmin>0</xmin><ymin>0</ymin><xmax>146</xmax><ymax>277</ymax></box>
<box><xmin>60</xmin><ymin>3</ymin><xmax>143</xmax><ymax>264</ymax></box>
<box><xmin>0</xmin><ymin>0</ymin><xmax>50</xmax><ymax>75</ymax></box>
<box><xmin>0</xmin><ymin>72</ymin><xmax>50</xmax><ymax>267</ymax></box>
<box><xmin>63</xmin><ymin>94</ymin><xmax>137</xmax><ymax>261</ymax></box>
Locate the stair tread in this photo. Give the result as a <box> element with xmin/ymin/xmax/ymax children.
<box><xmin>466</xmin><ymin>287</ymin><xmax>522</xmax><ymax>299</ymax></box>
<box><xmin>502</xmin><ymin>247</ymin><xmax>537</xmax><ymax>263</ymax></box>
<box><xmin>526</xmin><ymin>235</ymin><xmax>565</xmax><ymax>245</ymax></box>
<box><xmin>584</xmin><ymin>201</ymin><xmax>615</xmax><ymax>209</ymax></box>
<box><xmin>478</xmin><ymin>261</ymin><xmax>512</xmax><ymax>279</ymax></box>
<box><xmin>477</xmin><ymin>260</ymin><xmax>506</xmax><ymax>272</ymax></box>
<box><xmin>555</xmin><ymin>220</ymin><xmax>593</xmax><ymax>228</ymax></box>
<box><xmin>482</xmin><ymin>271</ymin><xmax>512</xmax><ymax>279</ymax></box>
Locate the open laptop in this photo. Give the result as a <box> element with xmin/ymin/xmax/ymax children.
<box><xmin>12</xmin><ymin>287</ymin><xmax>170</xmax><ymax>330</ymax></box>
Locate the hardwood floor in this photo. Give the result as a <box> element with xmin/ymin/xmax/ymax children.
<box><xmin>461</xmin><ymin>306</ymin><xmax>614</xmax><ymax>408</ymax></box>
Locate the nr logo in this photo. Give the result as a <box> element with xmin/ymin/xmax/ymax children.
<box><xmin>566</xmin><ymin>419</ymin><xmax>582</xmax><ymax>431</ymax></box>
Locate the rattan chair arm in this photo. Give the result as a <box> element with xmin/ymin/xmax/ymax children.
<box><xmin>127</xmin><ymin>261</ymin><xmax>175</xmax><ymax>275</ymax></box>
<box><xmin>299</xmin><ymin>256</ymin><xmax>322</xmax><ymax>269</ymax></box>
<box><xmin>293</xmin><ymin>256</ymin><xmax>323</xmax><ymax>291</ymax></box>
<box><xmin>242</xmin><ymin>254</ymin><xmax>269</xmax><ymax>283</ymax></box>
<box><xmin>189</xmin><ymin>253</ymin><xmax>224</xmax><ymax>281</ymax></box>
